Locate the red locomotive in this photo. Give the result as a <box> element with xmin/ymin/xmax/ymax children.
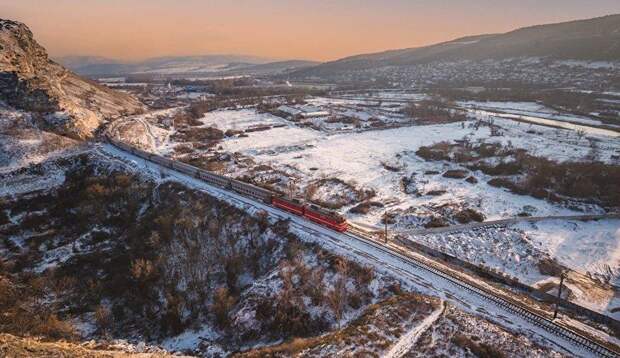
<box><xmin>272</xmin><ymin>197</ymin><xmax>348</xmax><ymax>232</ymax></box>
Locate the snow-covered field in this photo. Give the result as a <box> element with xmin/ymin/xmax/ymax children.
<box><xmin>198</xmin><ymin>109</ymin><xmax>289</xmax><ymax>132</ymax></box>
<box><xmin>516</xmin><ymin>219</ymin><xmax>620</xmax><ymax>283</ymax></box>
<box><xmin>217</xmin><ymin>113</ymin><xmax>616</xmax><ymax>221</ymax></box>
<box><xmin>99</xmin><ymin>144</ymin><xmax>615</xmax><ymax>355</ymax></box>
<box><xmin>120</xmin><ymin>98</ymin><xmax>620</xmax><ymax>322</ymax></box>
<box><xmin>458</xmin><ymin>101</ymin><xmax>607</xmax><ymax>127</ymax></box>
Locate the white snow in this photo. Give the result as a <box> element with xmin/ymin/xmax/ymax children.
<box><xmin>119</xmin><ymin>104</ymin><xmax>620</xmax><ymax>319</ymax></box>
<box><xmin>198</xmin><ymin>108</ymin><xmax>290</xmax><ymax>132</ymax></box>
<box><xmin>469</xmin><ymin>108</ymin><xmax>620</xmax><ymax>138</ymax></box>
<box><xmin>0</xmin><ymin>169</ymin><xmax>66</xmax><ymax>197</ymax></box>
<box><xmin>515</xmin><ymin>219</ymin><xmax>620</xmax><ymax>285</ymax></box>
<box><xmin>98</xmin><ymin>144</ymin><xmax>611</xmax><ymax>356</ymax></box>
<box><xmin>160</xmin><ymin>325</ymin><xmax>220</xmax><ymax>353</ymax></box>
<box><xmin>458</xmin><ymin>101</ymin><xmax>609</xmax><ymax>127</ymax></box>
<box><xmin>554</xmin><ymin>60</ymin><xmax>619</xmax><ymax>69</ymax></box>
<box><xmin>384</xmin><ymin>300</ymin><xmax>445</xmax><ymax>358</ymax></box>
<box><xmin>218</xmin><ymin>119</ymin><xmax>604</xmax><ymax>227</ymax></box>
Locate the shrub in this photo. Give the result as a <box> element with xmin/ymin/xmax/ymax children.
<box><xmin>454</xmin><ymin>209</ymin><xmax>486</xmax><ymax>224</ymax></box>
<box><xmin>213</xmin><ymin>287</ymin><xmax>236</xmax><ymax>329</ymax></box>
<box><xmin>37</xmin><ymin>314</ymin><xmax>76</xmax><ymax>340</ymax></box>
<box><xmin>537</xmin><ymin>258</ymin><xmax>564</xmax><ymax>276</ymax></box>
<box><xmin>426</xmin><ymin>190</ymin><xmax>447</xmax><ymax>196</ymax></box>
<box><xmin>416</xmin><ymin>145</ymin><xmax>450</xmax><ymax>162</ymax></box>
<box><xmin>452</xmin><ymin>333</ymin><xmax>506</xmax><ymax>358</ymax></box>
<box><xmin>465</xmin><ymin>176</ymin><xmax>478</xmax><ymax>184</ymax></box>
<box><xmin>94</xmin><ymin>305</ymin><xmax>113</xmax><ymax>333</ymax></box>
<box><xmin>442</xmin><ymin>169</ymin><xmax>469</xmax><ymax>179</ymax></box>
<box><xmin>348</xmin><ymin>201</ymin><xmax>384</xmax><ymax>214</ymax></box>
<box><xmin>131</xmin><ymin>259</ymin><xmax>156</xmax><ymax>283</ymax></box>
<box><xmin>425</xmin><ymin>216</ymin><xmax>448</xmax><ymax>228</ymax></box>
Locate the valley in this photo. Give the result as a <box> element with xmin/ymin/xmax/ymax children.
<box><xmin>2</xmin><ymin>11</ymin><xmax>620</xmax><ymax>358</ymax></box>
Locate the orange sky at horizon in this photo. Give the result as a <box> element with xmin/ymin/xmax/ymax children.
<box><xmin>2</xmin><ymin>0</ymin><xmax>619</xmax><ymax>62</ymax></box>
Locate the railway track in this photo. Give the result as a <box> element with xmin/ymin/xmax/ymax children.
<box><xmin>345</xmin><ymin>229</ymin><xmax>618</xmax><ymax>357</ymax></box>
<box><xmin>102</xmin><ymin>143</ymin><xmax>619</xmax><ymax>358</ymax></box>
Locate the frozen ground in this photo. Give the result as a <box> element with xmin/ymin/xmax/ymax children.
<box><xmin>458</xmin><ymin>101</ymin><xmax>608</xmax><ymax>127</ymax></box>
<box><xmin>218</xmin><ymin>116</ymin><xmax>616</xmax><ymax>222</ymax></box>
<box><xmin>410</xmin><ymin>220</ymin><xmax>620</xmax><ymax>318</ymax></box>
<box><xmin>185</xmin><ymin>111</ymin><xmax>618</xmax><ymax>303</ymax></box>
<box><xmin>121</xmin><ymin>99</ymin><xmax>620</xmax><ymax>321</ymax></box>
<box><xmin>0</xmin><ymin>107</ymin><xmax>83</xmax><ymax>174</ymax></box>
<box><xmin>135</xmin><ymin>105</ymin><xmax>620</xmax><ymax>278</ymax></box>
<box><xmin>198</xmin><ymin>108</ymin><xmax>289</xmax><ymax>132</ymax></box>
<box><xmin>99</xmin><ymin>144</ymin><xmax>612</xmax><ymax>356</ymax></box>
<box><xmin>515</xmin><ymin>219</ymin><xmax>620</xmax><ymax>285</ymax></box>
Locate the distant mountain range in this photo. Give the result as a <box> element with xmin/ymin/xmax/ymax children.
<box><xmin>292</xmin><ymin>14</ymin><xmax>620</xmax><ymax>78</ymax></box>
<box><xmin>57</xmin><ymin>14</ymin><xmax>620</xmax><ymax>83</ymax></box>
<box><xmin>57</xmin><ymin>55</ymin><xmax>319</xmax><ymax>77</ymax></box>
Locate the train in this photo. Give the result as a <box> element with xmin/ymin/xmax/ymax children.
<box><xmin>106</xmin><ymin>137</ymin><xmax>349</xmax><ymax>232</ymax></box>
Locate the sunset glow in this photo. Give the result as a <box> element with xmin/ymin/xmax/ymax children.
<box><xmin>2</xmin><ymin>0</ymin><xmax>619</xmax><ymax>61</ymax></box>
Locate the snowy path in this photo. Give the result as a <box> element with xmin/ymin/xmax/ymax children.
<box><xmin>383</xmin><ymin>301</ymin><xmax>445</xmax><ymax>358</ymax></box>
<box><xmin>469</xmin><ymin>108</ymin><xmax>620</xmax><ymax>138</ymax></box>
<box><xmin>398</xmin><ymin>214</ymin><xmax>620</xmax><ymax>236</ymax></box>
<box><xmin>96</xmin><ymin>143</ymin><xmax>617</xmax><ymax>358</ymax></box>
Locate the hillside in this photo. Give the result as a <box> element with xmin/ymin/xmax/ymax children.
<box><xmin>58</xmin><ymin>55</ymin><xmax>319</xmax><ymax>77</ymax></box>
<box><xmin>295</xmin><ymin>14</ymin><xmax>620</xmax><ymax>77</ymax></box>
<box><xmin>0</xmin><ymin>19</ymin><xmax>144</xmax><ymax>139</ymax></box>
<box><xmin>0</xmin><ymin>333</ymin><xmax>178</xmax><ymax>357</ymax></box>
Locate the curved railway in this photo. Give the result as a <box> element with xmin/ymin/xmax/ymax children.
<box><xmin>104</xmin><ymin>138</ymin><xmax>619</xmax><ymax>358</ymax></box>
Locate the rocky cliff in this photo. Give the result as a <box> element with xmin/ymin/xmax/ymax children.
<box><xmin>0</xmin><ymin>19</ymin><xmax>144</xmax><ymax>139</ymax></box>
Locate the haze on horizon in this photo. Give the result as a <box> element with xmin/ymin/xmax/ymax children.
<box><xmin>2</xmin><ymin>0</ymin><xmax>619</xmax><ymax>62</ymax></box>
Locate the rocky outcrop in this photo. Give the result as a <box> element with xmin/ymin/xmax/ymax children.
<box><xmin>0</xmin><ymin>19</ymin><xmax>145</xmax><ymax>139</ymax></box>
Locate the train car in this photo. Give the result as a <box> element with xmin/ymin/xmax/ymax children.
<box><xmin>198</xmin><ymin>169</ymin><xmax>231</xmax><ymax>188</ymax></box>
<box><xmin>133</xmin><ymin>148</ymin><xmax>154</xmax><ymax>160</ymax></box>
<box><xmin>111</xmin><ymin>139</ymin><xmax>133</xmax><ymax>153</ymax></box>
<box><xmin>150</xmin><ymin>155</ymin><xmax>174</xmax><ymax>168</ymax></box>
<box><xmin>172</xmin><ymin>161</ymin><xmax>199</xmax><ymax>177</ymax></box>
<box><xmin>304</xmin><ymin>205</ymin><xmax>348</xmax><ymax>232</ymax></box>
<box><xmin>109</xmin><ymin>139</ymin><xmax>348</xmax><ymax>233</ymax></box>
<box><xmin>231</xmin><ymin>180</ymin><xmax>273</xmax><ymax>203</ymax></box>
<box><xmin>272</xmin><ymin>196</ymin><xmax>305</xmax><ymax>216</ymax></box>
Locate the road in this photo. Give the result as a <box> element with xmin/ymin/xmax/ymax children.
<box><xmin>395</xmin><ymin>214</ymin><xmax>620</xmax><ymax>236</ymax></box>
<box><xmin>98</xmin><ymin>142</ymin><xmax>619</xmax><ymax>358</ymax></box>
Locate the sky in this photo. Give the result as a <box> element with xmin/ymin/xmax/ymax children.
<box><xmin>2</xmin><ymin>0</ymin><xmax>619</xmax><ymax>62</ymax></box>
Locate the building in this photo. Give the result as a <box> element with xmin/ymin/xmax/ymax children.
<box><xmin>276</xmin><ymin>105</ymin><xmax>329</xmax><ymax>119</ymax></box>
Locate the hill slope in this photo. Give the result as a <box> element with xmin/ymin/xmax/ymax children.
<box><xmin>58</xmin><ymin>55</ymin><xmax>318</xmax><ymax>77</ymax></box>
<box><xmin>295</xmin><ymin>14</ymin><xmax>620</xmax><ymax>77</ymax></box>
<box><xmin>0</xmin><ymin>19</ymin><xmax>144</xmax><ymax>139</ymax></box>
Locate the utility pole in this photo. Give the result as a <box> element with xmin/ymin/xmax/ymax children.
<box><xmin>553</xmin><ymin>271</ymin><xmax>565</xmax><ymax>320</ymax></box>
<box><xmin>287</xmin><ymin>178</ymin><xmax>296</xmax><ymax>200</ymax></box>
<box><xmin>383</xmin><ymin>211</ymin><xmax>389</xmax><ymax>244</ymax></box>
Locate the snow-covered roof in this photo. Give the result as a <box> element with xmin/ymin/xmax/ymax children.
<box><xmin>277</xmin><ymin>105</ymin><xmax>302</xmax><ymax>115</ymax></box>
<box><xmin>277</xmin><ymin>105</ymin><xmax>329</xmax><ymax>117</ymax></box>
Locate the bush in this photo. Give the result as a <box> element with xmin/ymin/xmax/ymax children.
<box><xmin>425</xmin><ymin>216</ymin><xmax>448</xmax><ymax>228</ymax></box>
<box><xmin>452</xmin><ymin>334</ymin><xmax>506</xmax><ymax>358</ymax></box>
<box><xmin>348</xmin><ymin>201</ymin><xmax>384</xmax><ymax>214</ymax></box>
<box><xmin>465</xmin><ymin>176</ymin><xmax>478</xmax><ymax>184</ymax></box>
<box><xmin>416</xmin><ymin>144</ymin><xmax>451</xmax><ymax>162</ymax></box>
<box><xmin>426</xmin><ymin>190</ymin><xmax>447</xmax><ymax>196</ymax></box>
<box><xmin>454</xmin><ymin>209</ymin><xmax>486</xmax><ymax>224</ymax></box>
<box><xmin>469</xmin><ymin>161</ymin><xmax>522</xmax><ymax>176</ymax></box>
<box><xmin>213</xmin><ymin>287</ymin><xmax>236</xmax><ymax>329</ymax></box>
<box><xmin>537</xmin><ymin>258</ymin><xmax>564</xmax><ymax>276</ymax></box>
<box><xmin>94</xmin><ymin>305</ymin><xmax>112</xmax><ymax>333</ymax></box>
<box><xmin>442</xmin><ymin>169</ymin><xmax>469</xmax><ymax>179</ymax></box>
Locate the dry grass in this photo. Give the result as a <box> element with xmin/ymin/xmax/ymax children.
<box><xmin>235</xmin><ymin>292</ymin><xmax>440</xmax><ymax>357</ymax></box>
<box><xmin>0</xmin><ymin>333</ymin><xmax>176</xmax><ymax>357</ymax></box>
